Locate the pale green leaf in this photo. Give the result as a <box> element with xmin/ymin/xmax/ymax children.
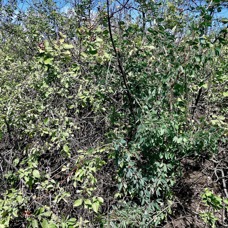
<box><xmin>16</xmin><ymin>195</ymin><xmax>23</xmax><ymax>203</ymax></box>
<box><xmin>62</xmin><ymin>51</ymin><xmax>71</xmax><ymax>56</ymax></box>
<box><xmin>44</xmin><ymin>40</ymin><xmax>49</xmax><ymax>49</ymax></box>
<box><xmin>44</xmin><ymin>57</ymin><xmax>54</xmax><ymax>65</ymax></box>
<box><xmin>84</xmin><ymin>199</ymin><xmax>92</xmax><ymax>205</ymax></box>
<box><xmin>32</xmin><ymin>219</ymin><xmax>39</xmax><ymax>228</ymax></box>
<box><xmin>33</xmin><ymin>170</ymin><xmax>40</xmax><ymax>179</ymax></box>
<box><xmin>92</xmin><ymin>201</ymin><xmax>100</xmax><ymax>213</ymax></box>
<box><xmin>59</xmin><ymin>32</ymin><xmax>66</xmax><ymax>39</ymax></box>
<box><xmin>97</xmin><ymin>197</ymin><xmax>104</xmax><ymax>203</ymax></box>
<box><xmin>223</xmin><ymin>92</ymin><xmax>228</xmax><ymax>97</ymax></box>
<box><xmin>63</xmin><ymin>144</ymin><xmax>69</xmax><ymax>153</ymax></box>
<box><xmin>41</xmin><ymin>219</ymin><xmax>49</xmax><ymax>228</ymax></box>
<box><xmin>73</xmin><ymin>198</ymin><xmax>83</xmax><ymax>207</ymax></box>
<box><xmin>63</xmin><ymin>44</ymin><xmax>74</xmax><ymax>49</ymax></box>
<box><xmin>195</xmin><ymin>56</ymin><xmax>201</xmax><ymax>62</ymax></box>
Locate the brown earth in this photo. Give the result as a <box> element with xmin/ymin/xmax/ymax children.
<box><xmin>163</xmin><ymin>147</ymin><xmax>228</xmax><ymax>228</ymax></box>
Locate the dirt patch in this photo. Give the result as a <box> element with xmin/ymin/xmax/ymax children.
<box><xmin>163</xmin><ymin>149</ymin><xmax>228</xmax><ymax>228</ymax></box>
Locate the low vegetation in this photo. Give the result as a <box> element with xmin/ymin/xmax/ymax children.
<box><xmin>0</xmin><ymin>0</ymin><xmax>227</xmax><ymax>227</ymax></box>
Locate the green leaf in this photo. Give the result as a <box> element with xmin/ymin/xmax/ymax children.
<box><xmin>12</xmin><ymin>210</ymin><xmax>18</xmax><ymax>217</ymax></box>
<box><xmin>215</xmin><ymin>47</ymin><xmax>220</xmax><ymax>56</ymax></box>
<box><xmin>63</xmin><ymin>144</ymin><xmax>69</xmax><ymax>154</ymax></box>
<box><xmin>88</xmin><ymin>48</ymin><xmax>97</xmax><ymax>55</ymax></box>
<box><xmin>224</xmin><ymin>198</ymin><xmax>228</xmax><ymax>205</ymax></box>
<box><xmin>62</xmin><ymin>51</ymin><xmax>71</xmax><ymax>56</ymax></box>
<box><xmin>145</xmin><ymin>45</ymin><xmax>155</xmax><ymax>50</ymax></box>
<box><xmin>92</xmin><ymin>201</ymin><xmax>100</xmax><ymax>213</ymax></box>
<box><xmin>195</xmin><ymin>56</ymin><xmax>201</xmax><ymax>62</ymax></box>
<box><xmin>31</xmin><ymin>219</ymin><xmax>39</xmax><ymax>228</ymax></box>
<box><xmin>220</xmin><ymin>18</ymin><xmax>228</xmax><ymax>24</ymax></box>
<box><xmin>73</xmin><ymin>198</ymin><xmax>83</xmax><ymax>207</ymax></box>
<box><xmin>16</xmin><ymin>195</ymin><xmax>23</xmax><ymax>203</ymax></box>
<box><xmin>67</xmin><ymin>218</ymin><xmax>77</xmax><ymax>225</ymax></box>
<box><xmin>63</xmin><ymin>44</ymin><xmax>74</xmax><ymax>49</ymax></box>
<box><xmin>44</xmin><ymin>40</ymin><xmax>49</xmax><ymax>49</ymax></box>
<box><xmin>97</xmin><ymin>197</ymin><xmax>104</xmax><ymax>203</ymax></box>
<box><xmin>199</xmin><ymin>38</ymin><xmax>206</xmax><ymax>45</ymax></box>
<box><xmin>41</xmin><ymin>219</ymin><xmax>49</xmax><ymax>228</ymax></box>
<box><xmin>33</xmin><ymin>170</ymin><xmax>40</xmax><ymax>179</ymax></box>
<box><xmin>84</xmin><ymin>199</ymin><xmax>92</xmax><ymax>205</ymax></box>
<box><xmin>59</xmin><ymin>32</ymin><xmax>66</xmax><ymax>39</ymax></box>
<box><xmin>42</xmin><ymin>211</ymin><xmax>52</xmax><ymax>217</ymax></box>
<box><xmin>44</xmin><ymin>57</ymin><xmax>54</xmax><ymax>65</ymax></box>
<box><xmin>223</xmin><ymin>92</ymin><xmax>228</xmax><ymax>97</ymax></box>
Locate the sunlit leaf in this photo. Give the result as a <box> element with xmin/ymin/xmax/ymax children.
<box><xmin>73</xmin><ymin>198</ymin><xmax>83</xmax><ymax>207</ymax></box>
<box><xmin>63</xmin><ymin>44</ymin><xmax>74</xmax><ymax>49</ymax></box>
<box><xmin>33</xmin><ymin>170</ymin><xmax>40</xmax><ymax>179</ymax></box>
<box><xmin>44</xmin><ymin>57</ymin><xmax>54</xmax><ymax>65</ymax></box>
<box><xmin>92</xmin><ymin>201</ymin><xmax>100</xmax><ymax>213</ymax></box>
<box><xmin>31</xmin><ymin>219</ymin><xmax>39</xmax><ymax>228</ymax></box>
<box><xmin>63</xmin><ymin>144</ymin><xmax>69</xmax><ymax>154</ymax></box>
<box><xmin>41</xmin><ymin>219</ymin><xmax>49</xmax><ymax>228</ymax></box>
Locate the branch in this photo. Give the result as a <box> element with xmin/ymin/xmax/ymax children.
<box><xmin>106</xmin><ymin>0</ymin><xmax>136</xmax><ymax>139</ymax></box>
<box><xmin>110</xmin><ymin>0</ymin><xmax>131</xmax><ymax>18</ymax></box>
<box><xmin>192</xmin><ymin>87</ymin><xmax>202</xmax><ymax>119</ymax></box>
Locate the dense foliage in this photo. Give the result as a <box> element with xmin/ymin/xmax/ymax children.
<box><xmin>0</xmin><ymin>0</ymin><xmax>227</xmax><ymax>227</ymax></box>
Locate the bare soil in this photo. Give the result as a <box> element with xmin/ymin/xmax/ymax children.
<box><xmin>163</xmin><ymin>147</ymin><xmax>228</xmax><ymax>228</ymax></box>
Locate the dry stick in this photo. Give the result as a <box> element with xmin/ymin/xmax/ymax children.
<box><xmin>192</xmin><ymin>87</ymin><xmax>202</xmax><ymax>119</ymax></box>
<box><xmin>217</xmin><ymin>169</ymin><xmax>228</xmax><ymax>198</ymax></box>
<box><xmin>106</xmin><ymin>0</ymin><xmax>132</xmax><ymax>100</ymax></box>
<box><xmin>106</xmin><ymin>0</ymin><xmax>136</xmax><ymax>139</ymax></box>
<box><xmin>192</xmin><ymin>70</ymin><xmax>212</xmax><ymax>119</ymax></box>
<box><xmin>3</xmin><ymin>117</ymin><xmax>13</xmax><ymax>144</ymax></box>
<box><xmin>169</xmin><ymin>71</ymin><xmax>184</xmax><ymax>113</ymax></box>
